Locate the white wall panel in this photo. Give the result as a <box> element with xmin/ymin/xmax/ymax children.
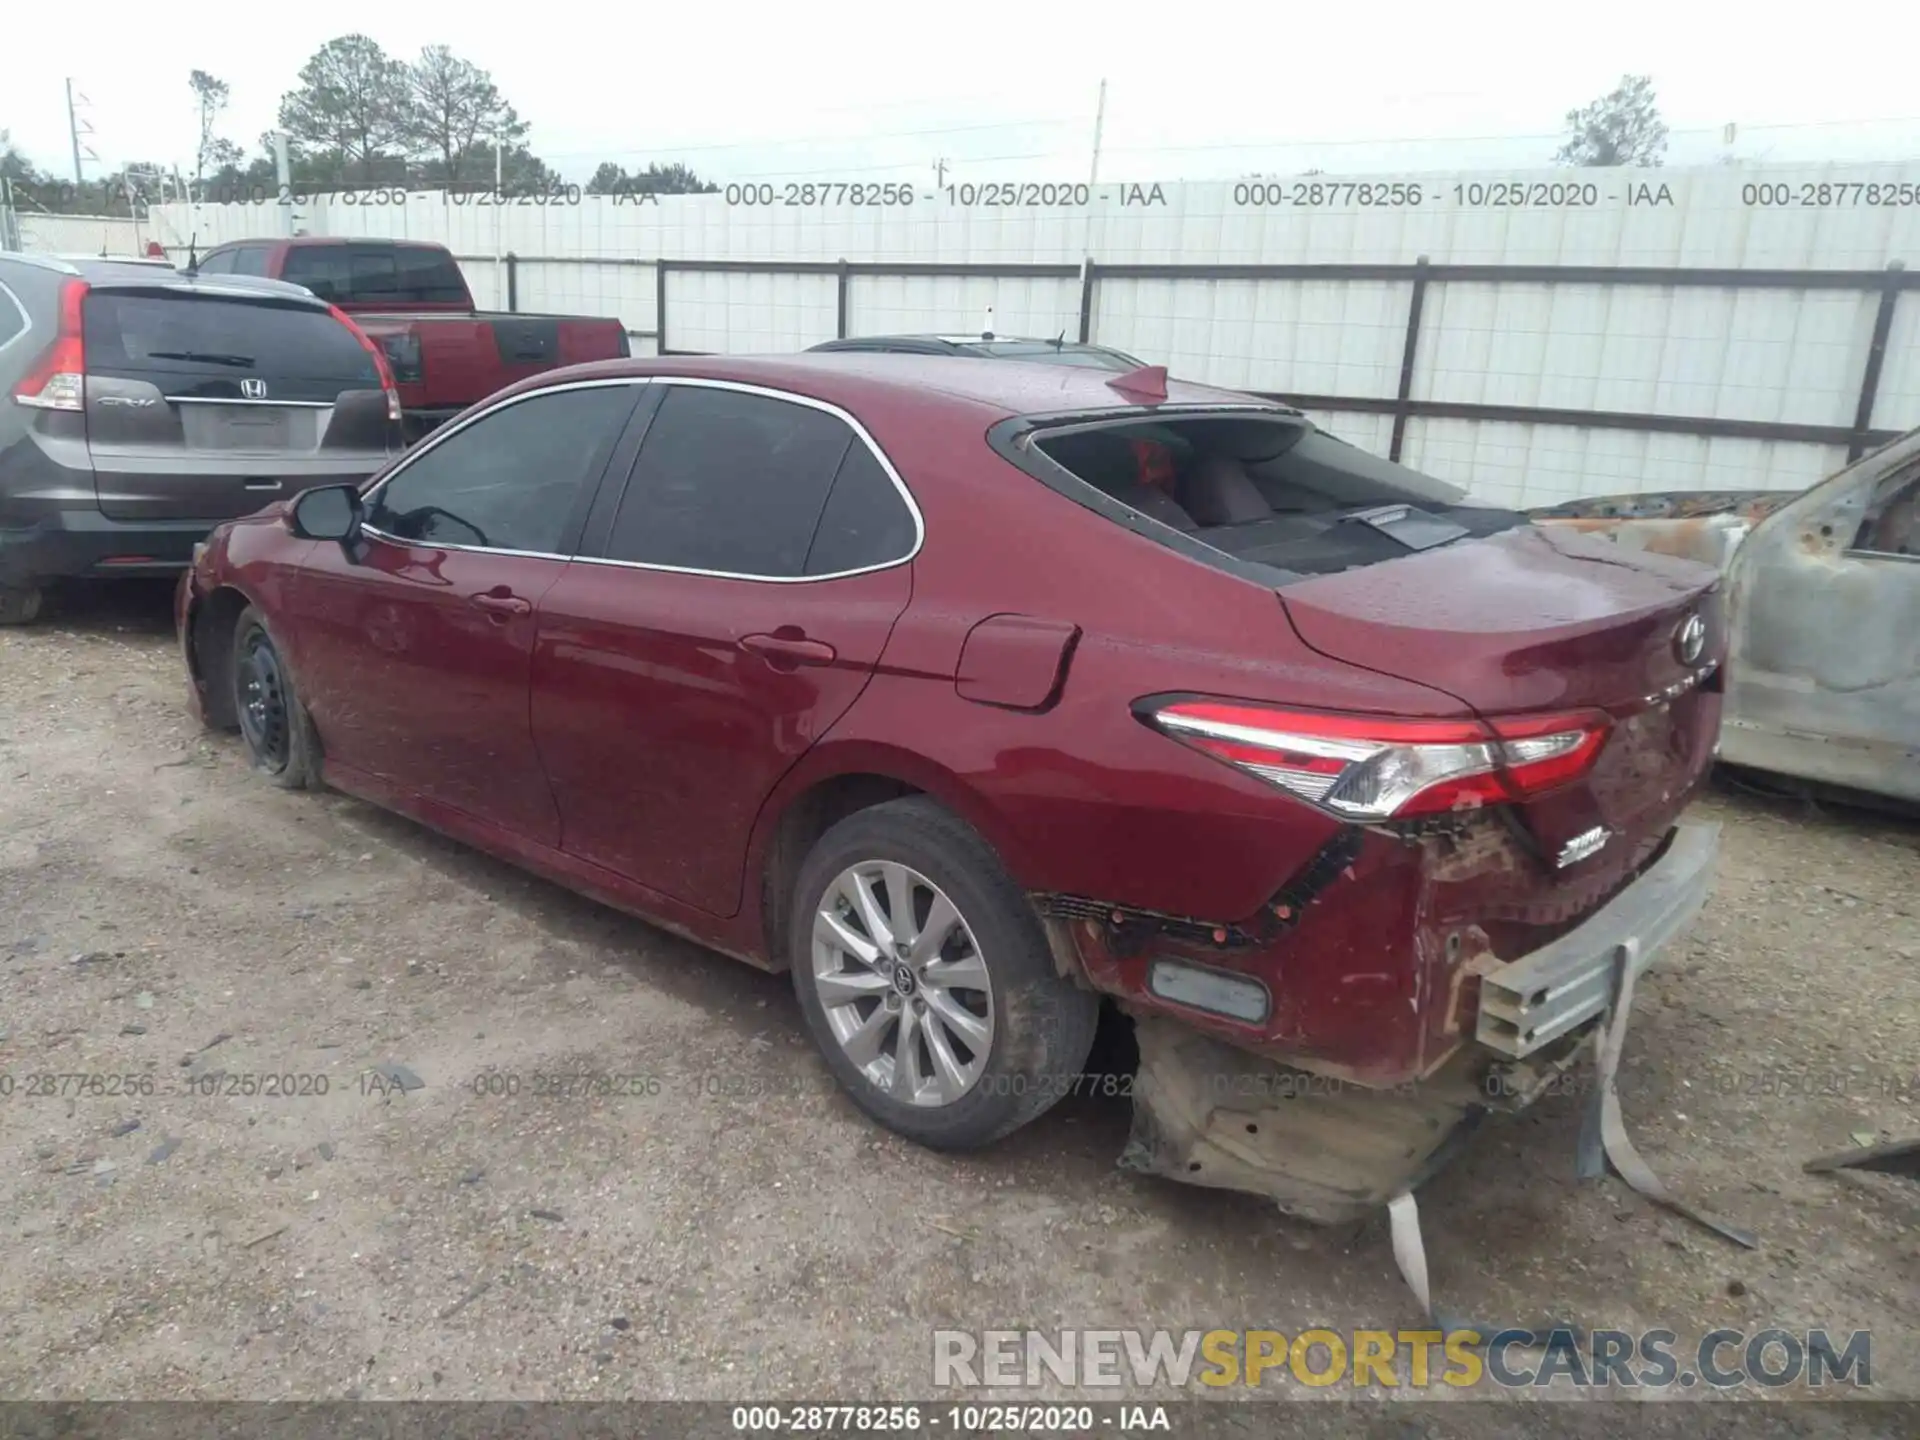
<box><xmin>846</xmin><ymin>275</ymin><xmax>1079</xmax><ymax>341</ymax></box>
<box><xmin>124</xmin><ymin>159</ymin><xmax>1920</xmax><ymax>500</ymax></box>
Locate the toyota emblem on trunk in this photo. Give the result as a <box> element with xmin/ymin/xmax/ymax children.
<box><xmin>240</xmin><ymin>379</ymin><xmax>267</xmax><ymax>399</ymax></box>
<box><xmin>1675</xmin><ymin>614</ymin><xmax>1706</xmax><ymax>666</ymax></box>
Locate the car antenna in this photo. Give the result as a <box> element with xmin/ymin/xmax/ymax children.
<box><xmin>1052</xmin><ymin>329</ymin><xmax>1066</xmax><ymax>350</ymax></box>
<box><xmin>184</xmin><ymin>232</ymin><xmax>199</xmax><ymax>275</ymax></box>
<box><xmin>980</xmin><ymin>304</ymin><xmax>995</xmax><ymax>342</ymax></box>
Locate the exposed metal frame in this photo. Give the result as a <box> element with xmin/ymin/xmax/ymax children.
<box><xmin>456</xmin><ymin>252</ymin><xmax>1919</xmax><ymax>456</ymax></box>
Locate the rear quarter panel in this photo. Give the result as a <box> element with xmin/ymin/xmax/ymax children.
<box><xmin>770</xmin><ymin>396</ymin><xmax>1470</xmax><ymax>922</ymax></box>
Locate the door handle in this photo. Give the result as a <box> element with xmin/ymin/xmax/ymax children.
<box><xmin>740</xmin><ymin>632</ymin><xmax>837</xmax><ymax>668</ymax></box>
<box><xmin>471</xmin><ymin>591</ymin><xmax>532</xmax><ymax>618</ymax></box>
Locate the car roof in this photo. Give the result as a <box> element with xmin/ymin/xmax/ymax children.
<box><xmin>204</xmin><ymin>237</ymin><xmax>445</xmax><ymax>250</ymax></box>
<box><xmin>0</xmin><ymin>252</ymin><xmax>324</xmax><ymax>299</ymax></box>
<box><xmin>520</xmin><ymin>352</ymin><xmax>1284</xmax><ymax>423</ymax></box>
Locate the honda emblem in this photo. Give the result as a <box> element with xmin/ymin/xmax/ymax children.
<box><xmin>240</xmin><ymin>378</ymin><xmax>267</xmax><ymax>399</ymax></box>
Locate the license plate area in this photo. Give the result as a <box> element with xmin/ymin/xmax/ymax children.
<box><xmin>182</xmin><ymin>405</ymin><xmax>316</xmax><ymax>453</ymax></box>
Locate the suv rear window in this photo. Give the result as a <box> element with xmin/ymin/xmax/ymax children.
<box><xmin>1022</xmin><ymin>414</ymin><xmax>1523</xmax><ymax>581</ymax></box>
<box><xmin>282</xmin><ymin>245</ymin><xmax>467</xmax><ymax>305</ymax></box>
<box><xmin>84</xmin><ymin>291</ymin><xmax>381</xmax><ymax>397</ymax></box>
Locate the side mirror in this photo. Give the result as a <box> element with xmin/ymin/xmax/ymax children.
<box><xmin>289</xmin><ymin>484</ymin><xmax>363</xmax><ymax>543</ymax></box>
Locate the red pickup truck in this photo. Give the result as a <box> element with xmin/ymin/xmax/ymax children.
<box><xmin>191</xmin><ymin>238</ymin><xmax>629</xmax><ymax>438</ymax></box>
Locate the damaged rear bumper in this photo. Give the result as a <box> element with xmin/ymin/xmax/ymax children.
<box><xmin>1121</xmin><ymin>820</ymin><xmax>1721</xmax><ymax>1224</ymax></box>
<box><xmin>1476</xmin><ymin>820</ymin><xmax>1719</xmax><ymax>1058</ymax></box>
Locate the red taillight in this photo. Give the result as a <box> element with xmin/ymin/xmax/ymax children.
<box><xmin>14</xmin><ymin>278</ymin><xmax>90</xmax><ymax>412</ymax></box>
<box><xmin>1141</xmin><ymin>698</ymin><xmax>1611</xmax><ymax>820</ymax></box>
<box><xmin>328</xmin><ymin>303</ymin><xmax>404</xmax><ymax>425</ymax></box>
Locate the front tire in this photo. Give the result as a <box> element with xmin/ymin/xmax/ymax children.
<box><xmin>790</xmin><ymin>797</ymin><xmax>1099</xmax><ymax>1149</ymax></box>
<box><xmin>231</xmin><ymin>606</ymin><xmax>321</xmax><ymax>790</ymax></box>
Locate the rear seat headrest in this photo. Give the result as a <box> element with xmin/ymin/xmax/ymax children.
<box><xmin>1181</xmin><ymin>453</ymin><xmax>1273</xmax><ymax>526</ymax></box>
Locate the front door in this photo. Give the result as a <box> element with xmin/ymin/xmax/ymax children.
<box><xmin>287</xmin><ymin>380</ymin><xmax>644</xmax><ymax>843</ymax></box>
<box><xmin>533</xmin><ymin>380</ymin><xmax>921</xmax><ymax>915</ymax></box>
<box><xmin>1723</xmin><ymin>434</ymin><xmax>1920</xmax><ymax>802</ymax></box>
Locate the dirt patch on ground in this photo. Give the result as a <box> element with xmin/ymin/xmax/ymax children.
<box><xmin>2</xmin><ymin>581</ymin><xmax>1917</xmax><ymax>1412</ymax></box>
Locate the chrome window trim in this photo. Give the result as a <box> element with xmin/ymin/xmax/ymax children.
<box><xmin>0</xmin><ymin>280</ymin><xmax>31</xmax><ymax>358</ymax></box>
<box><xmin>357</xmin><ymin>373</ymin><xmax>926</xmax><ymax>585</ymax></box>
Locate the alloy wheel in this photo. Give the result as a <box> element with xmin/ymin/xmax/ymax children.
<box><xmin>811</xmin><ymin>860</ymin><xmax>995</xmax><ymax>1106</ymax></box>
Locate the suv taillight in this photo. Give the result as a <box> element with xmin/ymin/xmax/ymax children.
<box><xmin>328</xmin><ymin>304</ymin><xmax>404</xmax><ymax>425</ymax></box>
<box><xmin>1140</xmin><ymin>698</ymin><xmax>1611</xmax><ymax>820</ymax></box>
<box><xmin>14</xmin><ymin>278</ymin><xmax>90</xmax><ymax>411</ymax></box>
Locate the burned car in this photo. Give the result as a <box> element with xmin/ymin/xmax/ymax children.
<box><xmin>1536</xmin><ymin>428</ymin><xmax>1920</xmax><ymax>807</ymax></box>
<box><xmin>176</xmin><ymin>355</ymin><xmax>1729</xmax><ymax>1229</ymax></box>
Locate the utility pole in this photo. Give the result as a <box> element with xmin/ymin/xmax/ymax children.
<box><xmin>66</xmin><ymin>78</ymin><xmax>89</xmax><ymax>186</ymax></box>
<box><xmin>1077</xmin><ymin>79</ymin><xmax>1108</xmax><ymax>344</ymax></box>
<box><xmin>272</xmin><ymin>132</ymin><xmax>294</xmax><ymax>236</ymax></box>
<box><xmin>1087</xmin><ymin>78</ymin><xmax>1108</xmax><ymax>188</ymax></box>
<box><xmin>494</xmin><ymin>129</ymin><xmax>505</xmax><ymax>302</ymax></box>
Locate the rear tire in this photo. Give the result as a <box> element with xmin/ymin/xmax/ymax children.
<box><xmin>231</xmin><ymin>606</ymin><xmax>321</xmax><ymax>790</ymax></box>
<box><xmin>0</xmin><ymin>585</ymin><xmax>44</xmax><ymax>626</ymax></box>
<box><xmin>790</xmin><ymin>796</ymin><xmax>1099</xmax><ymax>1150</ymax></box>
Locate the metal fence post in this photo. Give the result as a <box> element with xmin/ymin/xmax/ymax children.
<box><xmin>1389</xmin><ymin>255</ymin><xmax>1430</xmax><ymax>463</ymax></box>
<box><xmin>1849</xmin><ymin>260</ymin><xmax>1905</xmax><ymax>462</ymax></box>
<box><xmin>655</xmin><ymin>261</ymin><xmax>669</xmax><ymax>356</ymax></box>
<box><xmin>505</xmin><ymin>253</ymin><xmax>518</xmax><ymax>313</ymax></box>
<box><xmin>836</xmin><ymin>259</ymin><xmax>850</xmax><ymax>340</ymax></box>
<box><xmin>1077</xmin><ymin>258</ymin><xmax>1096</xmax><ymax>344</ymax></box>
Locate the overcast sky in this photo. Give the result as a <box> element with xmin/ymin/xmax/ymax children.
<box><xmin>7</xmin><ymin>0</ymin><xmax>1920</xmax><ymax>187</ymax></box>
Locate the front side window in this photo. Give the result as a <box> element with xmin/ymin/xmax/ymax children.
<box><xmin>280</xmin><ymin>247</ymin><xmax>354</xmax><ymax>301</ymax></box>
<box><xmin>365</xmin><ymin>384</ymin><xmax>640</xmax><ymax>554</ymax></box>
<box><xmin>1851</xmin><ymin>465</ymin><xmax>1920</xmax><ymax>558</ymax></box>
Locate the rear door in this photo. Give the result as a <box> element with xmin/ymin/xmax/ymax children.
<box><xmin>82</xmin><ymin>284</ymin><xmax>397</xmax><ymax>521</ymax></box>
<box><xmin>532</xmin><ymin>379</ymin><xmax>920</xmax><ymax>915</ymax></box>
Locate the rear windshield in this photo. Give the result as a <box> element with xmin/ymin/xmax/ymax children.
<box><xmin>1027</xmin><ymin>414</ymin><xmax>1524</xmax><ymax>580</ymax></box>
<box><xmin>84</xmin><ymin>290</ymin><xmax>381</xmax><ymax>388</ymax></box>
<box><xmin>282</xmin><ymin>245</ymin><xmax>468</xmax><ymax>305</ymax></box>
<box><xmin>971</xmin><ymin>341</ymin><xmax>1142</xmax><ymax>370</ymax></box>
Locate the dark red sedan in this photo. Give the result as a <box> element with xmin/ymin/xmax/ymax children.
<box><xmin>177</xmin><ymin>355</ymin><xmax>1727</xmax><ymax>1221</ymax></box>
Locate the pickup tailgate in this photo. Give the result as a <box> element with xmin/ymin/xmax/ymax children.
<box><xmin>350</xmin><ymin>311</ymin><xmax>629</xmax><ymax>414</ymax></box>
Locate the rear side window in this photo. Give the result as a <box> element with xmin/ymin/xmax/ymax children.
<box><xmin>195</xmin><ymin>250</ymin><xmax>237</xmax><ymax>275</ymax></box>
<box><xmin>83</xmin><ymin>292</ymin><xmax>380</xmax><ymax>391</ymax></box>
<box><xmin>283</xmin><ymin>245</ymin><xmax>465</xmax><ymax>305</ymax></box>
<box><xmin>366</xmin><ymin>384</ymin><xmax>638</xmax><ymax>554</ymax></box>
<box><xmin>231</xmin><ymin>247</ymin><xmax>270</xmax><ymax>277</ymax></box>
<box><xmin>605</xmin><ymin>385</ymin><xmax>857</xmax><ymax>577</ymax></box>
<box><xmin>804</xmin><ymin>443</ymin><xmax>917</xmax><ymax>575</ymax></box>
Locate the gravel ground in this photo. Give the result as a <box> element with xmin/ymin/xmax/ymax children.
<box><xmin>1</xmin><ymin>579</ymin><xmax>1917</xmax><ymax>1415</ymax></box>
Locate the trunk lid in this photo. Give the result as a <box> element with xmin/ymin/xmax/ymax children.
<box><xmin>1279</xmin><ymin>522</ymin><xmax>1726</xmax><ymax>864</ymax></box>
<box><xmin>83</xmin><ymin>285</ymin><xmax>399</xmax><ymax>522</ymax></box>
